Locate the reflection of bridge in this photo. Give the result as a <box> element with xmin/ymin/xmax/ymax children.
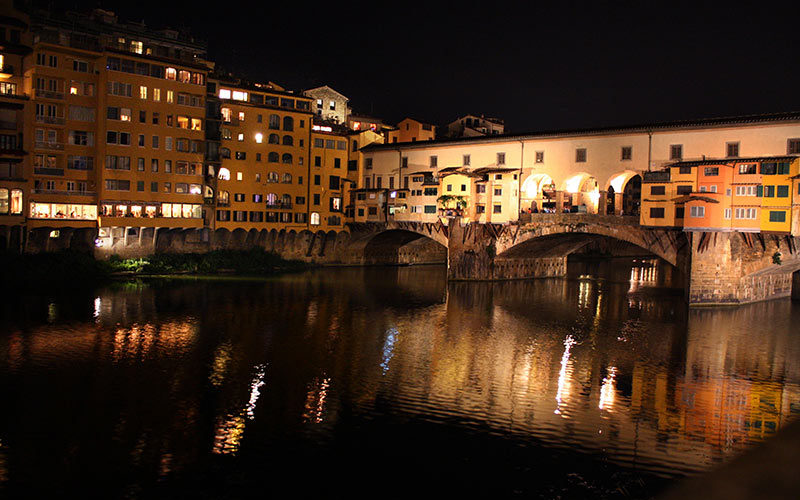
<box><xmin>348</xmin><ymin>214</ymin><xmax>800</xmax><ymax>305</ymax></box>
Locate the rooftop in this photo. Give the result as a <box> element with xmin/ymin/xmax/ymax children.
<box><xmin>363</xmin><ymin>112</ymin><xmax>800</xmax><ymax>152</ymax></box>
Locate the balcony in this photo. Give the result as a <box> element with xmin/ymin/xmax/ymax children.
<box><xmin>35</xmin><ymin>141</ymin><xmax>64</xmax><ymax>151</ymax></box>
<box><xmin>0</xmin><ymin>64</ymin><xmax>13</xmax><ymax>78</ymax></box>
<box><xmin>34</xmin><ymin>167</ymin><xmax>65</xmax><ymax>176</ymax></box>
<box><xmin>33</xmin><ymin>188</ymin><xmax>96</xmax><ymax>196</ymax></box>
<box><xmin>267</xmin><ymin>202</ymin><xmax>292</xmax><ymax>210</ymax></box>
<box><xmin>643</xmin><ymin>170</ymin><xmax>671</xmax><ymax>183</ymax></box>
<box><xmin>35</xmin><ymin>115</ymin><xmax>65</xmax><ymax>126</ymax></box>
<box><xmin>34</xmin><ymin>89</ymin><xmax>64</xmax><ymax>100</ymax></box>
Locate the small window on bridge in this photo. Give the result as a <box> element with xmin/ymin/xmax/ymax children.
<box><xmin>650</xmin><ymin>186</ymin><xmax>666</xmax><ymax>195</ymax></box>
<box><xmin>649</xmin><ymin>207</ymin><xmax>665</xmax><ymax>218</ymax></box>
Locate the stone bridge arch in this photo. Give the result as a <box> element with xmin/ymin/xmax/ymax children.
<box><xmin>495</xmin><ymin>215</ymin><xmax>686</xmax><ymax>266</ymax></box>
<box><xmin>344</xmin><ymin>220</ymin><xmax>449</xmax><ymax>265</ymax></box>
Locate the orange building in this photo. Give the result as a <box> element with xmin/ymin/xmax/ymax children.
<box><xmin>209</xmin><ymin>77</ymin><xmax>313</xmax><ymax>232</ymax></box>
<box><xmin>310</xmin><ymin>121</ymin><xmax>349</xmax><ymax>230</ymax></box>
<box><xmin>0</xmin><ymin>1</ymin><xmax>29</xmax><ymax>249</ymax></box>
<box><xmin>387</xmin><ymin>117</ymin><xmax>436</xmax><ymax>143</ymax></box>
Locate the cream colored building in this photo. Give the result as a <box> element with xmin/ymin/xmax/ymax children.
<box><xmin>358</xmin><ymin>113</ymin><xmax>800</xmax><ymax>224</ymax></box>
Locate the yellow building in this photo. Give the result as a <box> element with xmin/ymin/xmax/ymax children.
<box><xmin>759</xmin><ymin>158</ymin><xmax>796</xmax><ymax>234</ymax></box>
<box><xmin>210</xmin><ymin>77</ymin><xmax>313</xmax><ymax>232</ymax></box>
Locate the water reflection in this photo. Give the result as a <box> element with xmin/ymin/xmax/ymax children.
<box><xmin>0</xmin><ymin>263</ymin><xmax>798</xmax><ymax>496</ymax></box>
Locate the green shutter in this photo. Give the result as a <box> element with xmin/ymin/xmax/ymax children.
<box><xmin>756</xmin><ymin>185</ymin><xmax>763</xmax><ymax>197</ymax></box>
<box><xmin>778</xmin><ymin>162</ymin><xmax>790</xmax><ymax>175</ymax></box>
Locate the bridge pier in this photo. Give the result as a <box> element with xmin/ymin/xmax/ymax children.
<box><xmin>688</xmin><ymin>231</ymin><xmax>800</xmax><ymax>305</ymax></box>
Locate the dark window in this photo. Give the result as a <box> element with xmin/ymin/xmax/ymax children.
<box><xmin>679</xmin><ymin>165</ymin><xmax>691</xmax><ymax>174</ymax></box>
<box><xmin>329</xmin><ymin>176</ymin><xmax>340</xmax><ymax>190</ymax></box>
<box><xmin>787</xmin><ymin>138</ymin><xmax>800</xmax><ymax>155</ymax></box>
<box><xmin>764</xmin><ymin>185</ymin><xmax>775</xmax><ymax>197</ymax></box>
<box><xmin>575</xmin><ymin>148</ymin><xmax>586</xmax><ymax>162</ymax></box>
<box><xmin>676</xmin><ymin>185</ymin><xmax>693</xmax><ymax>195</ymax></box>
<box><xmin>670</xmin><ymin>145</ymin><xmax>683</xmax><ymax>160</ymax></box>
<box><xmin>703</xmin><ymin>167</ymin><xmax>719</xmax><ymax>176</ymax></box>
<box><xmin>621</xmin><ymin>146</ymin><xmax>632</xmax><ymax>160</ymax></box>
<box><xmin>313</xmin><ymin>194</ymin><xmax>320</xmax><ymax>205</ymax></box>
<box><xmin>778</xmin><ymin>162</ymin><xmax>790</xmax><ymax>175</ymax></box>
<box><xmin>777</xmin><ymin>185</ymin><xmax>789</xmax><ymax>197</ymax></box>
<box><xmin>649</xmin><ymin>207</ymin><xmax>665</xmax><ymax>218</ymax></box>
<box><xmin>726</xmin><ymin>142</ymin><xmax>739</xmax><ymax>158</ymax></box>
<box><xmin>675</xmin><ymin>207</ymin><xmax>685</xmax><ymax>219</ymax></box>
<box><xmin>314</xmin><ymin>175</ymin><xmax>321</xmax><ymax>185</ymax></box>
<box><xmin>314</xmin><ymin>156</ymin><xmax>321</xmax><ymax>167</ymax></box>
<box><xmin>760</xmin><ymin>162</ymin><xmax>777</xmax><ymax>175</ymax></box>
<box><xmin>769</xmin><ymin>210</ymin><xmax>786</xmax><ymax>223</ymax></box>
<box><xmin>650</xmin><ymin>186</ymin><xmax>666</xmax><ymax>195</ymax></box>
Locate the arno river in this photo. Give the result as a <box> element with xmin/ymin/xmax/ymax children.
<box><xmin>1</xmin><ymin>260</ymin><xmax>799</xmax><ymax>498</ymax></box>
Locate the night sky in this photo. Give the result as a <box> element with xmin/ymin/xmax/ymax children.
<box><xmin>40</xmin><ymin>1</ymin><xmax>800</xmax><ymax>132</ymax></box>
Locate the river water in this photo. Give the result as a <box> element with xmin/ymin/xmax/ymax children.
<box><xmin>1</xmin><ymin>260</ymin><xmax>799</xmax><ymax>498</ymax></box>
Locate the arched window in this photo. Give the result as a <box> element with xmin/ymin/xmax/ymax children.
<box><xmin>282</xmin><ymin>173</ymin><xmax>292</xmax><ymax>183</ymax></box>
<box><xmin>269</xmin><ymin>114</ymin><xmax>280</xmax><ymax>130</ymax></box>
<box><xmin>282</xmin><ymin>153</ymin><xmax>293</xmax><ymax>164</ymax></box>
<box><xmin>266</xmin><ymin>193</ymin><xmax>277</xmax><ymax>206</ymax></box>
<box><xmin>220</xmin><ymin>147</ymin><xmax>231</xmax><ymax>159</ymax></box>
<box><xmin>268</xmin><ymin>152</ymin><xmax>279</xmax><ymax>163</ymax></box>
<box><xmin>310</xmin><ymin>212</ymin><xmax>320</xmax><ymax>225</ymax></box>
<box><xmin>0</xmin><ymin>188</ymin><xmax>8</xmax><ymax>214</ymax></box>
<box><xmin>218</xmin><ymin>190</ymin><xmax>229</xmax><ymax>204</ymax></box>
<box><xmin>204</xmin><ymin>185</ymin><xmax>214</xmax><ymax>198</ymax></box>
<box><xmin>282</xmin><ymin>135</ymin><xmax>293</xmax><ymax>146</ymax></box>
<box><xmin>267</xmin><ymin>171</ymin><xmax>279</xmax><ymax>183</ymax></box>
<box><xmin>283</xmin><ymin>116</ymin><xmax>294</xmax><ymax>131</ymax></box>
<box><xmin>218</xmin><ymin>167</ymin><xmax>230</xmax><ymax>180</ymax></box>
<box><xmin>281</xmin><ymin>194</ymin><xmax>291</xmax><ymax>205</ymax></box>
<box><xmin>268</xmin><ymin>133</ymin><xmax>280</xmax><ymax>144</ymax></box>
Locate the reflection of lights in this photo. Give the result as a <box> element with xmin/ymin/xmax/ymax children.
<box><xmin>212</xmin><ymin>364</ymin><xmax>268</xmax><ymax>455</ymax></box>
<box><xmin>380</xmin><ymin>328</ymin><xmax>399</xmax><ymax>375</ymax></box>
<box><xmin>599</xmin><ymin>366</ymin><xmax>617</xmax><ymax>411</ymax></box>
<box><xmin>93</xmin><ymin>297</ymin><xmax>101</xmax><ymax>319</ymax></box>
<box><xmin>303</xmin><ymin>377</ymin><xmax>331</xmax><ymax>424</ymax></box>
<box><xmin>209</xmin><ymin>342</ymin><xmax>232</xmax><ymax>387</ymax></box>
<box><xmin>578</xmin><ymin>280</ymin><xmax>591</xmax><ymax>309</ymax></box>
<box><xmin>245</xmin><ymin>364</ymin><xmax>267</xmax><ymax>420</ymax></box>
<box><xmin>555</xmin><ymin>335</ymin><xmax>577</xmax><ymax>415</ymax></box>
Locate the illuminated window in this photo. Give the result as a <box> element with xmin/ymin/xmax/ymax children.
<box><xmin>130</xmin><ymin>40</ymin><xmax>143</xmax><ymax>54</ymax></box>
<box><xmin>311</xmin><ymin>212</ymin><xmax>320</xmax><ymax>225</ymax></box>
<box><xmin>178</xmin><ymin>71</ymin><xmax>190</xmax><ymax>83</ymax></box>
<box><xmin>237</xmin><ymin>133</ymin><xmax>244</xmax><ymax>141</ymax></box>
<box><xmin>232</xmin><ymin>90</ymin><xmax>247</xmax><ymax>101</ymax></box>
<box><xmin>238</xmin><ymin>111</ymin><xmax>245</xmax><ymax>121</ymax></box>
<box><xmin>236</xmin><ymin>172</ymin><xmax>242</xmax><ymax>181</ymax></box>
<box><xmin>153</xmin><ymin>88</ymin><xmax>160</xmax><ymax>101</ymax></box>
<box><xmin>255</xmin><ymin>133</ymin><xmax>263</xmax><ymax>143</ymax></box>
<box><xmin>166</xmin><ymin>90</ymin><xmax>174</xmax><ymax>103</ymax></box>
<box><xmin>219</xmin><ymin>89</ymin><xmax>231</xmax><ymax>99</ymax></box>
<box><xmin>218</xmin><ymin>167</ymin><xmax>230</xmax><ymax>180</ymax></box>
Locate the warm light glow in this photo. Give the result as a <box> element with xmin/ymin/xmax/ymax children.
<box><xmin>564</xmin><ymin>174</ymin><xmax>585</xmax><ymax>194</ymax></box>
<box><xmin>598</xmin><ymin>366</ymin><xmax>616</xmax><ymax>411</ymax></box>
<box><xmin>609</xmin><ymin>174</ymin><xmax>627</xmax><ymax>193</ymax></box>
<box><xmin>255</xmin><ymin>133</ymin><xmax>263</xmax><ymax>143</ymax></box>
<box><xmin>555</xmin><ymin>335</ymin><xmax>577</xmax><ymax>415</ymax></box>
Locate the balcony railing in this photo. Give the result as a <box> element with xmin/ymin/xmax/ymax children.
<box><xmin>266</xmin><ymin>202</ymin><xmax>292</xmax><ymax>210</ymax></box>
<box><xmin>34</xmin><ymin>167</ymin><xmax>65</xmax><ymax>176</ymax></box>
<box><xmin>33</xmin><ymin>188</ymin><xmax>96</xmax><ymax>196</ymax></box>
<box><xmin>35</xmin><ymin>115</ymin><xmax>65</xmax><ymax>126</ymax></box>
<box><xmin>34</xmin><ymin>89</ymin><xmax>64</xmax><ymax>100</ymax></box>
<box><xmin>35</xmin><ymin>141</ymin><xmax>64</xmax><ymax>151</ymax></box>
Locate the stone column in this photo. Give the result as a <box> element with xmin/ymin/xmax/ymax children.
<box><xmin>614</xmin><ymin>193</ymin><xmax>624</xmax><ymax>215</ymax></box>
<box><xmin>793</xmin><ymin>271</ymin><xmax>800</xmax><ymax>301</ymax></box>
<box><xmin>555</xmin><ymin>191</ymin><xmax>565</xmax><ymax>213</ymax></box>
<box><xmin>598</xmin><ymin>190</ymin><xmax>608</xmax><ymax>215</ymax></box>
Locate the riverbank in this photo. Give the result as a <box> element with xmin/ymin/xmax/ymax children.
<box><xmin>1</xmin><ymin>249</ymin><xmax>308</xmax><ymax>288</ymax></box>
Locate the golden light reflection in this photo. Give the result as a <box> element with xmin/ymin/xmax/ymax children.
<box><xmin>578</xmin><ymin>280</ymin><xmax>591</xmax><ymax>309</ymax></box>
<box><xmin>111</xmin><ymin>321</ymin><xmax>197</xmax><ymax>362</ymax></box>
<box><xmin>303</xmin><ymin>377</ymin><xmax>331</xmax><ymax>423</ymax></box>
<box><xmin>599</xmin><ymin>366</ymin><xmax>617</xmax><ymax>411</ymax></box>
<box><xmin>212</xmin><ymin>364</ymin><xmax>267</xmax><ymax>455</ymax></box>
<box><xmin>209</xmin><ymin>342</ymin><xmax>232</xmax><ymax>387</ymax></box>
<box><xmin>555</xmin><ymin>335</ymin><xmax>577</xmax><ymax>415</ymax></box>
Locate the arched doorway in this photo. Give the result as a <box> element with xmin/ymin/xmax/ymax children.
<box><xmin>606</xmin><ymin>171</ymin><xmax>642</xmax><ymax>216</ymax></box>
<box><xmin>622</xmin><ymin>175</ymin><xmax>642</xmax><ymax>216</ymax></box>
<box><xmin>562</xmin><ymin>173</ymin><xmax>599</xmax><ymax>213</ymax></box>
<box><xmin>521</xmin><ymin>174</ymin><xmax>554</xmax><ymax>212</ymax></box>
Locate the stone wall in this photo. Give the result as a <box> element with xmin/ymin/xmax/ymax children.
<box><xmin>688</xmin><ymin>231</ymin><xmax>800</xmax><ymax>305</ymax></box>
<box><xmin>793</xmin><ymin>271</ymin><xmax>800</xmax><ymax>301</ymax></box>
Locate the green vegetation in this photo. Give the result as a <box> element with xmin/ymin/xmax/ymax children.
<box><xmin>437</xmin><ymin>195</ymin><xmax>468</xmax><ymax>210</ymax></box>
<box><xmin>0</xmin><ymin>249</ymin><xmax>307</xmax><ymax>288</ymax></box>
<box><xmin>102</xmin><ymin>249</ymin><xmax>306</xmax><ymax>275</ymax></box>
